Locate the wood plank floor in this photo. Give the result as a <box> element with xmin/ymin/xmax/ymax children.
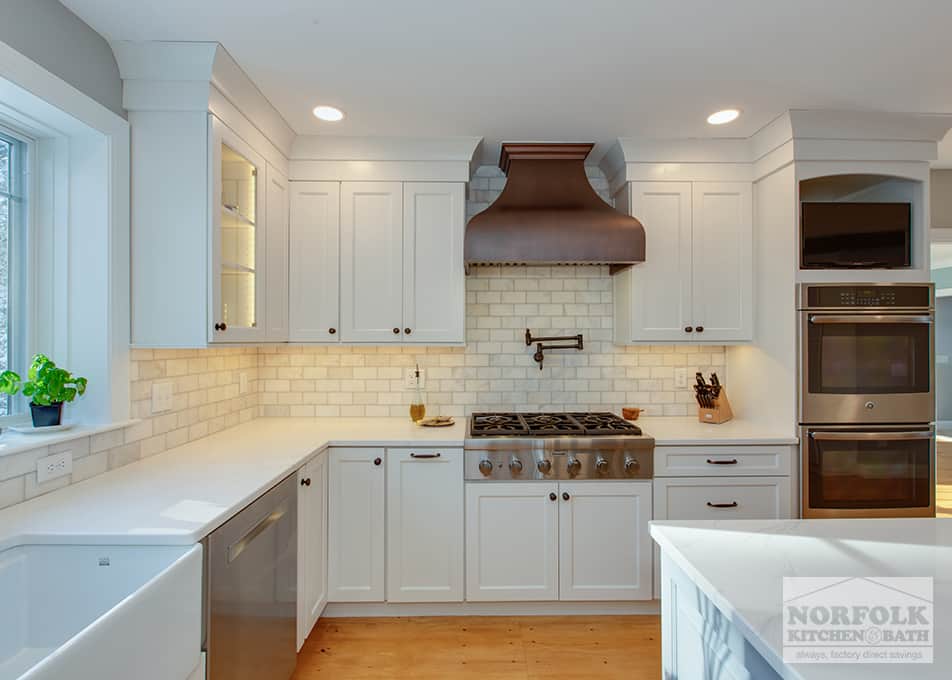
<box><xmin>938</xmin><ymin>437</ymin><xmax>952</xmax><ymax>518</ymax></box>
<box><xmin>292</xmin><ymin>616</ymin><xmax>662</xmax><ymax>679</ymax></box>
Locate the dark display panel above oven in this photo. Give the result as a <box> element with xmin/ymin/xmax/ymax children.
<box><xmin>804</xmin><ymin>284</ymin><xmax>933</xmax><ymax>309</ymax></box>
<box><xmin>800</xmin><ymin>202</ymin><xmax>911</xmax><ymax>269</ymax></box>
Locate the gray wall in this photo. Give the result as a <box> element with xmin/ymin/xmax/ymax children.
<box><xmin>932</xmin><ymin>169</ymin><xmax>952</xmax><ymax>229</ymax></box>
<box><xmin>0</xmin><ymin>0</ymin><xmax>123</xmax><ymax>117</ymax></box>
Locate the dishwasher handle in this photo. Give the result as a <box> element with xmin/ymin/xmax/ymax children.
<box><xmin>227</xmin><ymin>504</ymin><xmax>287</xmax><ymax>563</ymax></box>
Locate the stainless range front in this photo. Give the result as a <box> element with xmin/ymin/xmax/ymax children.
<box><xmin>464</xmin><ymin>412</ymin><xmax>654</xmax><ymax>481</ymax></box>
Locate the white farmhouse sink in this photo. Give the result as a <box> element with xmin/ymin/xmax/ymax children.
<box><xmin>0</xmin><ymin>543</ymin><xmax>202</xmax><ymax>680</ymax></box>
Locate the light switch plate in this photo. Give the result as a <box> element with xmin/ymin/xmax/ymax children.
<box><xmin>239</xmin><ymin>372</ymin><xmax>249</xmax><ymax>394</ymax></box>
<box><xmin>151</xmin><ymin>382</ymin><xmax>173</xmax><ymax>413</ymax></box>
<box><xmin>674</xmin><ymin>367</ymin><xmax>689</xmax><ymax>389</ymax></box>
<box><xmin>37</xmin><ymin>450</ymin><xmax>72</xmax><ymax>484</ymax></box>
<box><xmin>404</xmin><ymin>368</ymin><xmax>426</xmax><ymax>390</ymax></box>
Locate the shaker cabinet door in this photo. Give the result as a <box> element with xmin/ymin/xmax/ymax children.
<box><xmin>402</xmin><ymin>182</ymin><xmax>465</xmax><ymax>343</ymax></box>
<box><xmin>386</xmin><ymin>448</ymin><xmax>464</xmax><ymax>602</ymax></box>
<box><xmin>327</xmin><ymin>448</ymin><xmax>386</xmax><ymax>601</ymax></box>
<box><xmin>339</xmin><ymin>182</ymin><xmax>404</xmax><ymax>342</ymax></box>
<box><xmin>465</xmin><ymin>483</ymin><xmax>559</xmax><ymax>601</ymax></box>
<box><xmin>289</xmin><ymin>181</ymin><xmax>341</xmax><ymax>342</ymax></box>
<box><xmin>622</xmin><ymin>182</ymin><xmax>694</xmax><ymax>342</ymax></box>
<box><xmin>690</xmin><ymin>182</ymin><xmax>753</xmax><ymax>342</ymax></box>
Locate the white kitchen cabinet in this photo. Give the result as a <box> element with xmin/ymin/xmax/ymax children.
<box><xmin>340</xmin><ymin>182</ymin><xmax>404</xmax><ymax>342</ymax></box>
<box><xmin>289</xmin><ymin>181</ymin><xmax>341</xmax><ymax>342</ymax></box>
<box><xmin>615</xmin><ymin>182</ymin><xmax>693</xmax><ymax>342</ymax></box>
<box><xmin>466</xmin><ymin>481</ymin><xmax>652</xmax><ymax>602</ymax></box>
<box><xmin>653</xmin><ymin>476</ymin><xmax>793</xmax><ymax>520</ymax></box>
<box><xmin>386</xmin><ymin>448</ymin><xmax>463</xmax><ymax>602</ymax></box>
<box><xmin>402</xmin><ymin>183</ymin><xmax>466</xmax><ymax>343</ymax></box>
<box><xmin>130</xmin><ymin>111</ymin><xmax>289</xmax><ymax>346</ymax></box>
<box><xmin>328</xmin><ymin>447</ymin><xmax>385</xmax><ymax>602</ymax></box>
<box><xmin>265</xmin><ymin>164</ymin><xmax>290</xmax><ymax>342</ymax></box>
<box><xmin>558</xmin><ymin>481</ymin><xmax>652</xmax><ymax>601</ymax></box>
<box><xmin>210</xmin><ymin>115</ymin><xmax>268</xmax><ymax>343</ymax></box>
<box><xmin>614</xmin><ymin>180</ymin><xmax>752</xmax><ymax>343</ymax></box>
<box><xmin>465</xmin><ymin>483</ymin><xmax>559</xmax><ymax>601</ymax></box>
<box><xmin>297</xmin><ymin>451</ymin><xmax>328</xmax><ymax>650</ymax></box>
<box><xmin>690</xmin><ymin>183</ymin><xmax>753</xmax><ymax>342</ymax></box>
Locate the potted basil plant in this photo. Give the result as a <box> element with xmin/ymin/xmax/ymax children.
<box><xmin>0</xmin><ymin>354</ymin><xmax>88</xmax><ymax>427</ymax></box>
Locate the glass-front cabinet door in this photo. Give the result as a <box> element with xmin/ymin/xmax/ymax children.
<box><xmin>210</xmin><ymin>115</ymin><xmax>265</xmax><ymax>342</ymax></box>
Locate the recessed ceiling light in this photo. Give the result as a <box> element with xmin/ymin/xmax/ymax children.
<box><xmin>707</xmin><ymin>109</ymin><xmax>740</xmax><ymax>125</ymax></box>
<box><xmin>313</xmin><ymin>105</ymin><xmax>344</xmax><ymax>122</ymax></box>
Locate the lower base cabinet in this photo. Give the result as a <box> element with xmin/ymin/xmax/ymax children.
<box><xmin>297</xmin><ymin>451</ymin><xmax>328</xmax><ymax>650</ymax></box>
<box><xmin>328</xmin><ymin>447</ymin><xmax>386</xmax><ymax>602</ymax></box>
<box><xmin>386</xmin><ymin>448</ymin><xmax>464</xmax><ymax>602</ymax></box>
<box><xmin>465</xmin><ymin>481</ymin><xmax>653</xmax><ymax>602</ymax></box>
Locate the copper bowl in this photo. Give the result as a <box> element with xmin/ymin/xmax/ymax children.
<box><xmin>621</xmin><ymin>407</ymin><xmax>642</xmax><ymax>421</ymax></box>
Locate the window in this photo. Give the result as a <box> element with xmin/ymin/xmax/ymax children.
<box><xmin>0</xmin><ymin>127</ymin><xmax>28</xmax><ymax>417</ymax></box>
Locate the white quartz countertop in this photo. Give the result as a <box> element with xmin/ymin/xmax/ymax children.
<box><xmin>636</xmin><ymin>416</ymin><xmax>798</xmax><ymax>445</ymax></box>
<box><xmin>0</xmin><ymin>415</ymin><xmax>795</xmax><ymax>552</ymax></box>
<box><xmin>0</xmin><ymin>417</ymin><xmax>466</xmax><ymax>550</ymax></box>
<box><xmin>651</xmin><ymin>519</ymin><xmax>952</xmax><ymax>680</ymax></box>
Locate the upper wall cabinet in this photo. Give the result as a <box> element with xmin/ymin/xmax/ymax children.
<box><xmin>117</xmin><ymin>42</ymin><xmax>294</xmax><ymax>347</ymax></box>
<box><xmin>613</xmin><ymin>181</ymin><xmax>753</xmax><ymax>344</ymax></box>
<box><xmin>131</xmin><ymin>113</ymin><xmax>289</xmax><ymax>346</ymax></box>
<box><xmin>289</xmin><ymin>182</ymin><xmax>341</xmax><ymax>342</ymax></box>
<box><xmin>291</xmin><ymin>180</ymin><xmax>465</xmax><ymax>344</ymax></box>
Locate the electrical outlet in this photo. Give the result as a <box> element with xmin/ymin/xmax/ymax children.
<box><xmin>239</xmin><ymin>372</ymin><xmax>249</xmax><ymax>394</ymax></box>
<box><xmin>151</xmin><ymin>382</ymin><xmax>173</xmax><ymax>414</ymax></box>
<box><xmin>674</xmin><ymin>367</ymin><xmax>689</xmax><ymax>389</ymax></box>
<box><xmin>37</xmin><ymin>450</ymin><xmax>72</xmax><ymax>484</ymax></box>
<box><xmin>404</xmin><ymin>368</ymin><xmax>426</xmax><ymax>390</ymax></box>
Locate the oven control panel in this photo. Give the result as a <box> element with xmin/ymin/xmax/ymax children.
<box><xmin>803</xmin><ymin>284</ymin><xmax>932</xmax><ymax>309</ymax></box>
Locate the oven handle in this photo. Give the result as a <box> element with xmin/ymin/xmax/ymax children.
<box><xmin>809</xmin><ymin>314</ymin><xmax>932</xmax><ymax>325</ymax></box>
<box><xmin>810</xmin><ymin>431</ymin><xmax>934</xmax><ymax>442</ymax></box>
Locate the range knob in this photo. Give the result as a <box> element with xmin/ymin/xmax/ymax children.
<box><xmin>509</xmin><ymin>457</ymin><xmax>524</xmax><ymax>474</ymax></box>
<box><xmin>537</xmin><ymin>459</ymin><xmax>552</xmax><ymax>474</ymax></box>
<box><xmin>566</xmin><ymin>457</ymin><xmax>582</xmax><ymax>476</ymax></box>
<box><xmin>478</xmin><ymin>459</ymin><xmax>493</xmax><ymax>476</ymax></box>
<box><xmin>595</xmin><ymin>456</ymin><xmax>609</xmax><ymax>475</ymax></box>
<box><xmin>624</xmin><ymin>457</ymin><xmax>640</xmax><ymax>475</ymax></box>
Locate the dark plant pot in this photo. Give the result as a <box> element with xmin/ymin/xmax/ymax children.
<box><xmin>30</xmin><ymin>402</ymin><xmax>63</xmax><ymax>427</ymax></box>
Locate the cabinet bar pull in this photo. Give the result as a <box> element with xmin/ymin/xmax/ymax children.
<box><xmin>410</xmin><ymin>452</ymin><xmax>441</xmax><ymax>459</ymax></box>
<box><xmin>706</xmin><ymin>501</ymin><xmax>738</xmax><ymax>508</ymax></box>
<box><xmin>706</xmin><ymin>458</ymin><xmax>738</xmax><ymax>465</ymax></box>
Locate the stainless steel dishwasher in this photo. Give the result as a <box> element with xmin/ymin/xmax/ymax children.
<box><xmin>204</xmin><ymin>473</ymin><xmax>297</xmax><ymax>680</ymax></box>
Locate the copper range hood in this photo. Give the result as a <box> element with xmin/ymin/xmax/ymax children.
<box><xmin>464</xmin><ymin>143</ymin><xmax>645</xmax><ymax>274</ymax></box>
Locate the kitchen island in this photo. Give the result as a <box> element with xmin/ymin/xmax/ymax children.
<box><xmin>651</xmin><ymin>519</ymin><xmax>952</xmax><ymax>679</ymax></box>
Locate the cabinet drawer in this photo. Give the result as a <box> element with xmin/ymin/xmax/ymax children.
<box><xmin>654</xmin><ymin>446</ymin><xmax>793</xmax><ymax>477</ymax></box>
<box><xmin>653</xmin><ymin>477</ymin><xmax>794</xmax><ymax>520</ymax></box>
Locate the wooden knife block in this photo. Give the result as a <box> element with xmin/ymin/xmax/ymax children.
<box><xmin>698</xmin><ymin>389</ymin><xmax>733</xmax><ymax>424</ymax></box>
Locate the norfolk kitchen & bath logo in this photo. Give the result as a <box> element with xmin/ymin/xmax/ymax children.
<box><xmin>782</xmin><ymin>577</ymin><xmax>933</xmax><ymax>664</ymax></box>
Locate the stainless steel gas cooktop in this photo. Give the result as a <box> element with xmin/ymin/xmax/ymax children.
<box><xmin>464</xmin><ymin>411</ymin><xmax>654</xmax><ymax>481</ymax></box>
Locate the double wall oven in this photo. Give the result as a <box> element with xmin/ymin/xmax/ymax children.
<box><xmin>799</xmin><ymin>283</ymin><xmax>935</xmax><ymax>518</ymax></box>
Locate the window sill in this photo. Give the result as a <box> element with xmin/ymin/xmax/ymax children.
<box><xmin>0</xmin><ymin>419</ymin><xmax>139</xmax><ymax>458</ymax></box>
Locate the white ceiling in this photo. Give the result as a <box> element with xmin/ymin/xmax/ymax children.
<box><xmin>62</xmin><ymin>0</ymin><xmax>952</xmax><ymax>165</ymax></box>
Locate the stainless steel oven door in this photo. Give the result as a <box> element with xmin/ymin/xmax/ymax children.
<box><xmin>800</xmin><ymin>311</ymin><xmax>934</xmax><ymax>424</ymax></box>
<box><xmin>801</xmin><ymin>425</ymin><xmax>935</xmax><ymax>518</ymax></box>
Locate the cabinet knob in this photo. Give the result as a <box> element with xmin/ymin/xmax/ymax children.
<box><xmin>392</xmin><ymin>327</ymin><xmax>400</xmax><ymax>335</ymax></box>
<box><xmin>328</xmin><ymin>328</ymin><xmax>336</xmax><ymax>335</ymax></box>
<box><xmin>215</xmin><ymin>322</ymin><xmax>227</xmax><ymax>332</ymax></box>
<box><xmin>562</xmin><ymin>492</ymin><xmax>571</xmax><ymax>501</ymax></box>
<box><xmin>301</xmin><ymin>478</ymin><xmax>311</xmax><ymax>487</ymax></box>
<box><xmin>695</xmin><ymin>326</ymin><xmax>704</xmax><ymax>333</ymax></box>
<box><xmin>549</xmin><ymin>492</ymin><xmax>557</xmax><ymax>502</ymax></box>
<box><xmin>404</xmin><ymin>328</ymin><xmax>412</xmax><ymax>335</ymax></box>
<box><xmin>373</xmin><ymin>457</ymin><xmax>382</xmax><ymax>466</ymax></box>
<box><xmin>684</xmin><ymin>326</ymin><xmax>693</xmax><ymax>333</ymax></box>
